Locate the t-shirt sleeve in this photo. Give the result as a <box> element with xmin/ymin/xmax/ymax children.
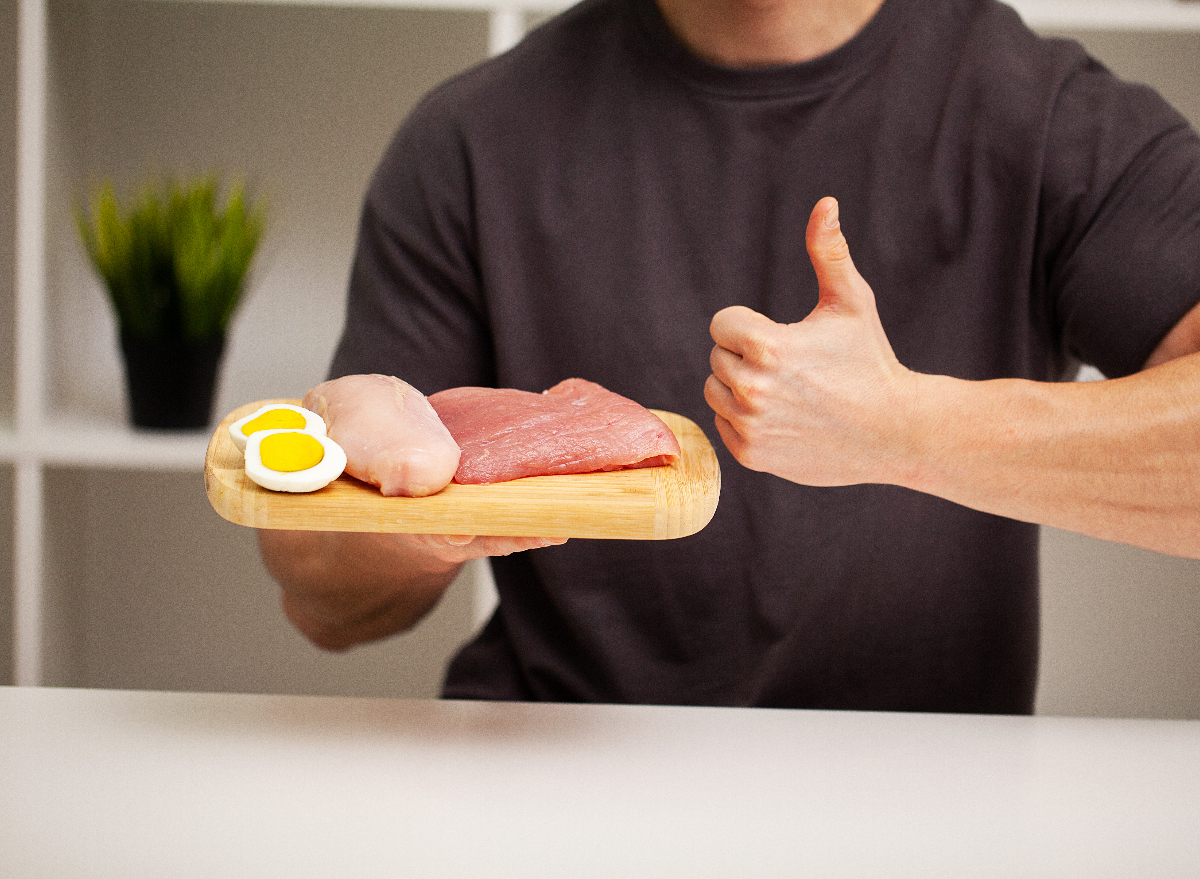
<box><xmin>1037</xmin><ymin>56</ymin><xmax>1200</xmax><ymax>379</ymax></box>
<box><xmin>327</xmin><ymin>91</ymin><xmax>497</xmax><ymax>395</ymax></box>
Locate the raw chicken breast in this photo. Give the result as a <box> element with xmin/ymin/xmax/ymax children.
<box><xmin>429</xmin><ymin>378</ymin><xmax>681</xmax><ymax>485</ymax></box>
<box><xmin>303</xmin><ymin>374</ymin><xmax>460</xmax><ymax>497</ymax></box>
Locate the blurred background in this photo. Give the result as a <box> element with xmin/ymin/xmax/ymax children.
<box><xmin>1</xmin><ymin>0</ymin><xmax>1198</xmax><ymax>717</ymax></box>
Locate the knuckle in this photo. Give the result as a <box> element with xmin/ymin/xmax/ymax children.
<box><xmin>734</xmin><ymin>374</ymin><xmax>772</xmax><ymax>409</ymax></box>
<box><xmin>743</xmin><ymin>329</ymin><xmax>782</xmax><ymax>366</ymax></box>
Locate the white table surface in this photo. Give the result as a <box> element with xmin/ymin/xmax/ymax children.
<box><xmin>2</xmin><ymin>686</ymin><xmax>1198</xmax><ymax>878</ymax></box>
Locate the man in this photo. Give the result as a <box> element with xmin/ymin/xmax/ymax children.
<box><xmin>260</xmin><ymin>0</ymin><xmax>1200</xmax><ymax>711</ymax></box>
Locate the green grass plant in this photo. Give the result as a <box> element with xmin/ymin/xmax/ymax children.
<box><xmin>76</xmin><ymin>177</ymin><xmax>265</xmax><ymax>342</ymax></box>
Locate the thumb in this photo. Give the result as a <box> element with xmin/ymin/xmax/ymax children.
<box><xmin>805</xmin><ymin>197</ymin><xmax>873</xmax><ymax>315</ymax></box>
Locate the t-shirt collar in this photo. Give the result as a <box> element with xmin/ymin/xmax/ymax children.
<box><xmin>629</xmin><ymin>0</ymin><xmax>909</xmax><ymax>99</ymax></box>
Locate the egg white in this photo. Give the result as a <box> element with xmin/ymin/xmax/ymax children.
<box><xmin>229</xmin><ymin>403</ymin><xmax>326</xmax><ymax>453</ymax></box>
<box><xmin>244</xmin><ymin>429</ymin><xmax>347</xmax><ymax>493</ymax></box>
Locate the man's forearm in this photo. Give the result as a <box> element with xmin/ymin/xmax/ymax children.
<box><xmin>258</xmin><ymin>530</ymin><xmax>461</xmax><ymax>650</ymax></box>
<box><xmin>259</xmin><ymin>528</ymin><xmax>566</xmax><ymax>649</ymax></box>
<box><xmin>903</xmin><ymin>353</ymin><xmax>1200</xmax><ymax>559</ymax></box>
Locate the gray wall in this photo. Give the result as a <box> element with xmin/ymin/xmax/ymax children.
<box><xmin>1032</xmin><ymin>27</ymin><xmax>1200</xmax><ymax>718</ymax></box>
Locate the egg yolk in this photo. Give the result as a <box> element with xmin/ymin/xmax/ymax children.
<box><xmin>260</xmin><ymin>432</ymin><xmax>325</xmax><ymax>472</ymax></box>
<box><xmin>243</xmin><ymin>408</ymin><xmax>307</xmax><ymax>436</ymax></box>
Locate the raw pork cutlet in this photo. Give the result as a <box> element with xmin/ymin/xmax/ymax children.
<box><xmin>428</xmin><ymin>378</ymin><xmax>682</xmax><ymax>485</ymax></box>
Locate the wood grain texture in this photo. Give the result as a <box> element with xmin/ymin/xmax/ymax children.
<box><xmin>205</xmin><ymin>399</ymin><xmax>721</xmax><ymax>540</ymax></box>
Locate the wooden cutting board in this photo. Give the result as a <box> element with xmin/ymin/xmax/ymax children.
<box><xmin>205</xmin><ymin>399</ymin><xmax>721</xmax><ymax>540</ymax></box>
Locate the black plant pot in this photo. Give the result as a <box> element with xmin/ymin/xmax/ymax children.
<box><xmin>119</xmin><ymin>330</ymin><xmax>225</xmax><ymax>430</ymax></box>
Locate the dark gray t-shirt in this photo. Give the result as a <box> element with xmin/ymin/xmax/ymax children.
<box><xmin>330</xmin><ymin>0</ymin><xmax>1200</xmax><ymax>712</ymax></box>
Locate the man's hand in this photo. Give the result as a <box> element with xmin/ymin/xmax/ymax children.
<box><xmin>705</xmin><ymin>196</ymin><xmax>919</xmax><ymax>487</ymax></box>
<box><xmin>705</xmin><ymin>196</ymin><xmax>1200</xmax><ymax>559</ymax></box>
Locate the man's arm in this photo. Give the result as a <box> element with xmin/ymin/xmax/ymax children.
<box><xmin>705</xmin><ymin>197</ymin><xmax>1200</xmax><ymax>559</ymax></box>
<box><xmin>1145</xmin><ymin>298</ymin><xmax>1200</xmax><ymax>370</ymax></box>
<box><xmin>259</xmin><ymin>529</ymin><xmax>560</xmax><ymax>650</ymax></box>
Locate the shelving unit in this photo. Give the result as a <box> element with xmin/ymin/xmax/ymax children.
<box><xmin>2</xmin><ymin>0</ymin><xmax>572</xmax><ymax>690</ymax></box>
<box><xmin>3</xmin><ymin>0</ymin><xmax>1200</xmax><ymax>711</ymax></box>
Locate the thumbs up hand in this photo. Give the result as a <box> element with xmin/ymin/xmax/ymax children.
<box><xmin>704</xmin><ymin>197</ymin><xmax>921</xmax><ymax>488</ymax></box>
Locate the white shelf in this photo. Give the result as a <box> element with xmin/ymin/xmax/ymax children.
<box><xmin>54</xmin><ymin>0</ymin><xmax>1200</xmax><ymax>29</ymax></box>
<box><xmin>1</xmin><ymin>417</ymin><xmax>211</xmax><ymax>470</ymax></box>
<box><xmin>1013</xmin><ymin>0</ymin><xmax>1200</xmax><ymax>30</ymax></box>
<box><xmin>147</xmin><ymin>0</ymin><xmax>571</xmax><ymax>9</ymax></box>
<box><xmin>128</xmin><ymin>0</ymin><xmax>1200</xmax><ymax>30</ymax></box>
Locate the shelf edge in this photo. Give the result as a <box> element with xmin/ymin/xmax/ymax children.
<box><xmin>111</xmin><ymin>0</ymin><xmax>1200</xmax><ymax>29</ymax></box>
<box><xmin>1013</xmin><ymin>0</ymin><xmax>1200</xmax><ymax>30</ymax></box>
<box><xmin>1</xmin><ymin>423</ymin><xmax>211</xmax><ymax>470</ymax></box>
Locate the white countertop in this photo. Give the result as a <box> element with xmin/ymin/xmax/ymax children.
<box><xmin>2</xmin><ymin>686</ymin><xmax>1198</xmax><ymax>878</ymax></box>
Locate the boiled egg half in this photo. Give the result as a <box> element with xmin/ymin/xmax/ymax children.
<box><xmin>229</xmin><ymin>403</ymin><xmax>326</xmax><ymax>453</ymax></box>
<box><xmin>244</xmin><ymin>428</ymin><xmax>347</xmax><ymax>493</ymax></box>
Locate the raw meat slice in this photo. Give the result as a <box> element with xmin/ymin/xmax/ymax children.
<box><xmin>429</xmin><ymin>378</ymin><xmax>681</xmax><ymax>485</ymax></box>
<box><xmin>303</xmin><ymin>374</ymin><xmax>461</xmax><ymax>497</ymax></box>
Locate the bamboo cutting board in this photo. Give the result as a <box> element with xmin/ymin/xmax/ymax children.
<box><xmin>205</xmin><ymin>399</ymin><xmax>721</xmax><ymax>540</ymax></box>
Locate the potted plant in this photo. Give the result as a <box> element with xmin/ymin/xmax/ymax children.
<box><xmin>76</xmin><ymin>176</ymin><xmax>265</xmax><ymax>429</ymax></box>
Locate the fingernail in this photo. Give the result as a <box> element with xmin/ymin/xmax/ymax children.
<box><xmin>824</xmin><ymin>198</ymin><xmax>840</xmax><ymax>229</ymax></box>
